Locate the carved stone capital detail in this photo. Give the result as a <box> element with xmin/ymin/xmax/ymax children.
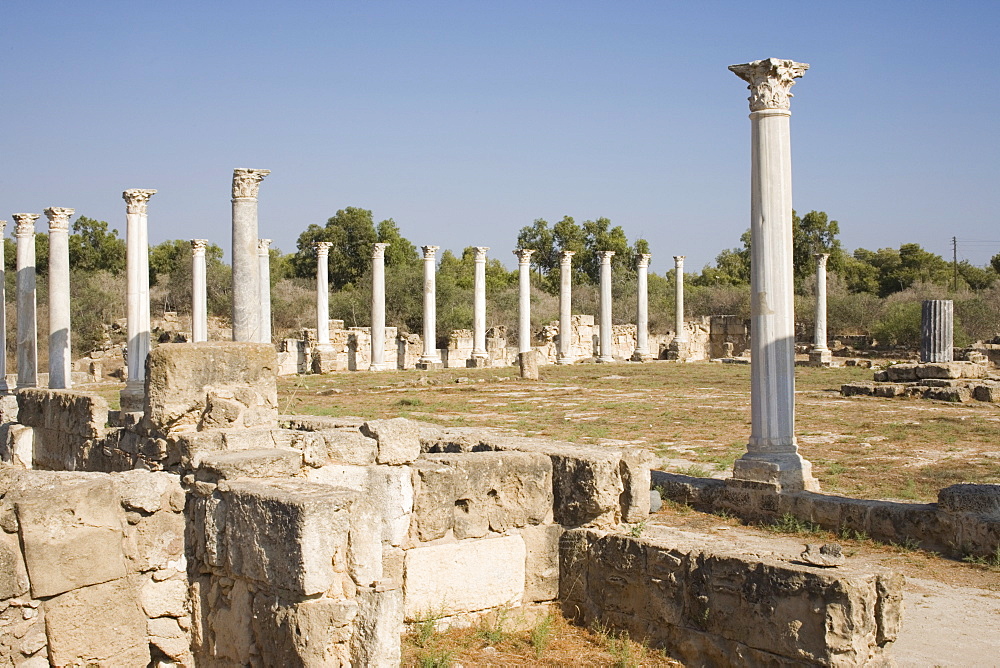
<box><xmin>473</xmin><ymin>246</ymin><xmax>490</xmax><ymax>261</ymax></box>
<box><xmin>598</xmin><ymin>250</ymin><xmax>616</xmax><ymax>264</ymax></box>
<box><xmin>729</xmin><ymin>58</ymin><xmax>809</xmax><ymax>112</ymax></box>
<box><xmin>258</xmin><ymin>239</ymin><xmax>272</xmax><ymax>255</ymax></box>
<box><xmin>12</xmin><ymin>213</ymin><xmax>39</xmax><ymax>237</ymax></box>
<box><xmin>814</xmin><ymin>252</ymin><xmax>830</xmax><ymax>267</ymax></box>
<box><xmin>636</xmin><ymin>253</ymin><xmax>651</xmax><ymax>269</ymax></box>
<box><xmin>44</xmin><ymin>207</ymin><xmax>75</xmax><ymax>232</ymax></box>
<box><xmin>421</xmin><ymin>245</ymin><xmax>440</xmax><ymax>260</ymax></box>
<box><xmin>232</xmin><ymin>168</ymin><xmax>270</xmax><ymax>199</ymax></box>
<box><xmin>191</xmin><ymin>239</ymin><xmax>208</xmax><ymax>254</ymax></box>
<box><xmin>314</xmin><ymin>241</ymin><xmax>333</xmax><ymax>257</ymax></box>
<box><xmin>673</xmin><ymin>255</ymin><xmax>686</xmax><ymax>268</ymax></box>
<box><xmin>123</xmin><ymin>189</ymin><xmax>157</xmax><ymax>214</ymax></box>
<box><xmin>514</xmin><ymin>248</ymin><xmax>535</xmax><ymax>264</ymax></box>
<box><xmin>372</xmin><ymin>242</ymin><xmax>389</xmax><ymax>260</ymax></box>
<box><xmin>560</xmin><ymin>250</ymin><xmax>575</xmax><ymax>265</ymax></box>
<box><xmin>0</xmin><ymin>221</ymin><xmax>6</xmax><ymax>235</ymax></box>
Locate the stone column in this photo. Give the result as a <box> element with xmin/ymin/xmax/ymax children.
<box><xmin>369</xmin><ymin>243</ymin><xmax>389</xmax><ymax>371</ymax></box>
<box><xmin>191</xmin><ymin>240</ymin><xmax>209</xmax><ymax>342</ymax></box>
<box><xmin>417</xmin><ymin>246</ymin><xmax>442</xmax><ymax>368</ymax></box>
<box><xmin>673</xmin><ymin>256</ymin><xmax>687</xmax><ymax>344</ymax></box>
<box><xmin>632</xmin><ymin>253</ymin><xmax>652</xmax><ymax>361</ymax></box>
<box><xmin>122</xmin><ymin>189</ymin><xmax>156</xmax><ymax>411</ymax></box>
<box><xmin>514</xmin><ymin>249</ymin><xmax>535</xmax><ymax>354</ymax></box>
<box><xmin>470</xmin><ymin>246</ymin><xmax>490</xmax><ymax>364</ymax></box>
<box><xmin>597</xmin><ymin>251</ymin><xmax>616</xmax><ymax>362</ymax></box>
<box><xmin>44</xmin><ymin>207</ymin><xmax>74</xmax><ymax>389</ymax></box>
<box><xmin>809</xmin><ymin>253</ymin><xmax>833</xmax><ymax>366</ymax></box>
<box><xmin>729</xmin><ymin>57</ymin><xmax>817</xmax><ymax>492</ymax></box>
<box><xmin>315</xmin><ymin>242</ymin><xmax>332</xmax><ymax>345</ymax></box>
<box><xmin>231</xmin><ymin>168</ymin><xmax>269</xmax><ymax>342</ymax></box>
<box><xmin>256</xmin><ymin>239</ymin><xmax>273</xmax><ymax>344</ymax></box>
<box><xmin>921</xmin><ymin>300</ymin><xmax>954</xmax><ymax>363</ymax></box>
<box><xmin>12</xmin><ymin>214</ymin><xmax>39</xmax><ymax>389</ymax></box>
<box><xmin>0</xmin><ymin>221</ymin><xmax>6</xmax><ymax>390</ymax></box>
<box><xmin>557</xmin><ymin>250</ymin><xmax>575</xmax><ymax>364</ymax></box>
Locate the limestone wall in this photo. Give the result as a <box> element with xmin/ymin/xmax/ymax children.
<box><xmin>0</xmin><ymin>469</ymin><xmax>188</xmax><ymax>667</ymax></box>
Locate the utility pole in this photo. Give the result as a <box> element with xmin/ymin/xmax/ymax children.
<box><xmin>952</xmin><ymin>236</ymin><xmax>958</xmax><ymax>291</ymax></box>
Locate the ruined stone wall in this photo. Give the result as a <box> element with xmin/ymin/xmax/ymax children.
<box><xmin>709</xmin><ymin>315</ymin><xmax>750</xmax><ymax>359</ymax></box>
<box><xmin>0</xmin><ymin>469</ymin><xmax>188</xmax><ymax>667</ymax></box>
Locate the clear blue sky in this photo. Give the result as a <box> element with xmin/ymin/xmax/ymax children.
<box><xmin>3</xmin><ymin>1</ymin><xmax>998</xmax><ymax>273</ymax></box>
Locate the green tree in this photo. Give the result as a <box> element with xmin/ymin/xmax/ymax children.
<box><xmin>515</xmin><ymin>219</ymin><xmax>557</xmax><ymax>276</ymax></box>
<box><xmin>579</xmin><ymin>217</ymin><xmax>632</xmax><ymax>283</ymax></box>
<box><xmin>792</xmin><ymin>210</ymin><xmax>843</xmax><ymax>281</ymax></box>
<box><xmin>376</xmin><ymin>219</ymin><xmax>419</xmax><ymax>268</ymax></box>
<box><xmin>291</xmin><ymin>207</ymin><xmax>382</xmax><ymax>289</ymax></box>
<box><xmin>68</xmin><ymin>216</ymin><xmax>127</xmax><ymax>274</ymax></box>
<box><xmin>957</xmin><ymin>260</ymin><xmax>996</xmax><ymax>291</ymax></box>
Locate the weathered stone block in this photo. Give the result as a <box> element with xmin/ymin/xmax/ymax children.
<box><xmin>873</xmin><ymin>383</ymin><xmax>907</xmax><ymax>398</ymax></box>
<box><xmin>222</xmin><ymin>479</ymin><xmax>355</xmax><ymax>595</ymax></box>
<box><xmin>840</xmin><ymin>382</ymin><xmax>875</xmax><ymax>397</ymax></box>
<box><xmin>363</xmin><ymin>418</ymin><xmax>421</xmax><ymax>465</ymax></box>
<box><xmin>293</xmin><ymin>429</ymin><xmax>378</xmax><ymax>467</ymax></box>
<box><xmin>251</xmin><ymin>592</ymin><xmax>358</xmax><ymax>667</ymax></box>
<box><xmin>518</xmin><ymin>350</ymin><xmax>539</xmax><ymax>380</ymax></box>
<box><xmin>351</xmin><ymin>588</ymin><xmax>403</xmax><ymax>667</ymax></box>
<box><xmin>521</xmin><ymin>524</ymin><xmax>562</xmax><ymax>602</ymax></box>
<box><xmin>403</xmin><ymin>535</ymin><xmax>526</xmax><ymax>619</ymax></box>
<box><xmin>972</xmin><ymin>384</ymin><xmax>1000</xmax><ymax>402</ymax></box>
<box><xmin>145</xmin><ymin>341</ymin><xmax>278</xmax><ymax>435</ymax></box>
<box><xmin>923</xmin><ymin>386</ymin><xmax>971</xmax><ymax>402</ymax></box>
<box><xmin>550</xmin><ymin>450</ymin><xmax>623</xmax><ymax>527</ymax></box>
<box><xmin>619</xmin><ymin>448</ymin><xmax>652</xmax><ymax>522</ymax></box>
<box><xmin>15</xmin><ymin>388</ymin><xmax>108</xmax><ymax>439</ymax></box>
<box><xmin>43</xmin><ymin>577</ymin><xmax>150</xmax><ymax>667</ymax></box>
<box><xmin>125</xmin><ymin>506</ymin><xmax>186</xmax><ymax>572</ymax></box>
<box><xmin>938</xmin><ymin>483</ymin><xmax>1000</xmax><ymax>518</ymax></box>
<box><xmin>884</xmin><ymin>364</ymin><xmax>918</xmax><ymax>381</ymax></box>
<box><xmin>114</xmin><ymin>470</ymin><xmax>183</xmax><ymax>514</ymax></box>
<box><xmin>198</xmin><ymin>447</ymin><xmax>304</xmax><ymax>480</ymax></box>
<box><xmin>141</xmin><ymin>576</ymin><xmax>189</xmax><ymax>618</ymax></box>
<box><xmin>148</xmin><ymin>616</ymin><xmax>193</xmax><ymax>664</ymax></box>
<box><xmin>0</xmin><ymin>530</ymin><xmax>29</xmax><ymax>599</ymax></box>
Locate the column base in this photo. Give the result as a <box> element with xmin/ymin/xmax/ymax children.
<box><xmin>311</xmin><ymin>345</ymin><xmax>343</xmax><ymax>374</ymax></box>
<box><xmin>667</xmin><ymin>339</ymin><xmax>691</xmax><ymax>362</ymax></box>
<box><xmin>556</xmin><ymin>354</ymin><xmax>575</xmax><ymax>365</ymax></box>
<box><xmin>415</xmin><ymin>359</ymin><xmax>443</xmax><ymax>370</ymax></box>
<box><xmin>120</xmin><ymin>380</ymin><xmax>145</xmax><ymax>414</ymax></box>
<box><xmin>517</xmin><ymin>351</ymin><xmax>539</xmax><ymax>380</ymax></box>
<box><xmin>731</xmin><ymin>451</ymin><xmax>819</xmax><ymax>493</ymax></box>
<box><xmin>596</xmin><ymin>356</ymin><xmax>615</xmax><ymax>363</ymax></box>
<box><xmin>466</xmin><ymin>356</ymin><xmax>490</xmax><ymax>369</ymax></box>
<box><xmin>808</xmin><ymin>348</ymin><xmax>833</xmax><ymax>367</ymax></box>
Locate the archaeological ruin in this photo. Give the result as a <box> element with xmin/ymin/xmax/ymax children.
<box><xmin>2</xmin><ymin>57</ymin><xmax>999</xmax><ymax>667</ymax></box>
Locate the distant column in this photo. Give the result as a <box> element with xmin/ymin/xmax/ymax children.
<box><xmin>514</xmin><ymin>248</ymin><xmax>535</xmax><ymax>354</ymax></box>
<box><xmin>809</xmin><ymin>253</ymin><xmax>833</xmax><ymax>366</ymax></box>
<box><xmin>730</xmin><ymin>57</ymin><xmax>817</xmax><ymax>492</ymax></box>
<box><xmin>258</xmin><ymin>239</ymin><xmax>272</xmax><ymax>344</ymax></box>
<box><xmin>921</xmin><ymin>300</ymin><xmax>954</xmax><ymax>363</ymax></box>
<box><xmin>191</xmin><ymin>240</ymin><xmax>208</xmax><ymax>342</ymax></box>
<box><xmin>315</xmin><ymin>242</ymin><xmax>333</xmax><ymax>346</ymax></box>
<box><xmin>231</xmin><ymin>168</ymin><xmax>269</xmax><ymax>342</ymax></box>
<box><xmin>44</xmin><ymin>207</ymin><xmax>74</xmax><ymax>389</ymax></box>
<box><xmin>12</xmin><ymin>214</ymin><xmax>39</xmax><ymax>389</ymax></box>
<box><xmin>0</xmin><ymin>221</ymin><xmax>7</xmax><ymax>389</ymax></box>
<box><xmin>632</xmin><ymin>253</ymin><xmax>652</xmax><ymax>361</ymax></box>
<box><xmin>673</xmin><ymin>255</ymin><xmax>687</xmax><ymax>344</ymax></box>
<box><xmin>557</xmin><ymin>250</ymin><xmax>575</xmax><ymax>364</ymax></box>
<box><xmin>597</xmin><ymin>251</ymin><xmax>616</xmax><ymax>362</ymax></box>
<box><xmin>471</xmin><ymin>247</ymin><xmax>490</xmax><ymax>361</ymax></box>
<box><xmin>122</xmin><ymin>189</ymin><xmax>156</xmax><ymax>411</ymax></box>
<box><xmin>417</xmin><ymin>246</ymin><xmax>442</xmax><ymax>367</ymax></box>
<box><xmin>370</xmin><ymin>242</ymin><xmax>389</xmax><ymax>371</ymax></box>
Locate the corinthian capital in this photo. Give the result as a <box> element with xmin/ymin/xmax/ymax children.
<box><xmin>232</xmin><ymin>168</ymin><xmax>270</xmax><ymax>199</ymax></box>
<box><xmin>560</xmin><ymin>250</ymin><xmax>575</xmax><ymax>265</ymax></box>
<box><xmin>814</xmin><ymin>252</ymin><xmax>830</xmax><ymax>267</ymax></box>
<box><xmin>598</xmin><ymin>250</ymin><xmax>616</xmax><ymax>264</ymax></box>
<box><xmin>191</xmin><ymin>239</ymin><xmax>208</xmax><ymax>255</ymax></box>
<box><xmin>636</xmin><ymin>253</ymin><xmax>651</xmax><ymax>269</ymax></box>
<box><xmin>123</xmin><ymin>189</ymin><xmax>157</xmax><ymax>214</ymax></box>
<box><xmin>421</xmin><ymin>245</ymin><xmax>440</xmax><ymax>260</ymax></box>
<box><xmin>372</xmin><ymin>243</ymin><xmax>390</xmax><ymax>260</ymax></box>
<box><xmin>314</xmin><ymin>241</ymin><xmax>333</xmax><ymax>257</ymax></box>
<box><xmin>473</xmin><ymin>246</ymin><xmax>490</xmax><ymax>262</ymax></box>
<box><xmin>258</xmin><ymin>239</ymin><xmax>272</xmax><ymax>255</ymax></box>
<box><xmin>44</xmin><ymin>207</ymin><xmax>75</xmax><ymax>232</ymax></box>
<box><xmin>729</xmin><ymin>58</ymin><xmax>809</xmax><ymax>112</ymax></box>
<box><xmin>513</xmin><ymin>248</ymin><xmax>535</xmax><ymax>264</ymax></box>
<box><xmin>12</xmin><ymin>213</ymin><xmax>39</xmax><ymax>237</ymax></box>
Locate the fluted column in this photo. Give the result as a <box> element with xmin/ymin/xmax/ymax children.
<box><xmin>369</xmin><ymin>243</ymin><xmax>389</xmax><ymax>371</ymax></box>
<box><xmin>597</xmin><ymin>251</ymin><xmax>615</xmax><ymax>362</ymax></box>
<box><xmin>632</xmin><ymin>253</ymin><xmax>651</xmax><ymax>361</ymax></box>
<box><xmin>471</xmin><ymin>247</ymin><xmax>489</xmax><ymax>360</ymax></box>
<box><xmin>418</xmin><ymin>246</ymin><xmax>441</xmax><ymax>366</ymax></box>
<box><xmin>808</xmin><ymin>253</ymin><xmax>833</xmax><ymax>366</ymax></box>
<box><xmin>729</xmin><ymin>57</ymin><xmax>817</xmax><ymax>492</ymax></box>
<box><xmin>514</xmin><ymin>249</ymin><xmax>535</xmax><ymax>354</ymax></box>
<box><xmin>13</xmin><ymin>214</ymin><xmax>39</xmax><ymax>389</ymax></box>
<box><xmin>258</xmin><ymin>239</ymin><xmax>272</xmax><ymax>344</ymax></box>
<box><xmin>122</xmin><ymin>189</ymin><xmax>156</xmax><ymax>411</ymax></box>
<box><xmin>191</xmin><ymin>240</ymin><xmax>208</xmax><ymax>342</ymax></box>
<box><xmin>231</xmin><ymin>168</ymin><xmax>269</xmax><ymax>342</ymax></box>
<box><xmin>557</xmin><ymin>251</ymin><xmax>575</xmax><ymax>364</ymax></box>
<box><xmin>45</xmin><ymin>207</ymin><xmax>74</xmax><ymax>389</ymax></box>
<box><xmin>315</xmin><ymin>242</ymin><xmax>332</xmax><ymax>346</ymax></box>
<box><xmin>673</xmin><ymin>255</ymin><xmax>687</xmax><ymax>344</ymax></box>
<box><xmin>921</xmin><ymin>300</ymin><xmax>954</xmax><ymax>363</ymax></box>
<box><xmin>0</xmin><ymin>221</ymin><xmax>7</xmax><ymax>390</ymax></box>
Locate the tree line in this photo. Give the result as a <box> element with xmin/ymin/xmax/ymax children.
<box><xmin>6</xmin><ymin>207</ymin><xmax>1000</xmax><ymax>358</ymax></box>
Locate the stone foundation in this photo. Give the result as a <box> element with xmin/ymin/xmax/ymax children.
<box><xmin>841</xmin><ymin>361</ymin><xmax>997</xmax><ymax>403</ymax></box>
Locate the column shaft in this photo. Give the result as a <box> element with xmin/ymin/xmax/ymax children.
<box><xmin>673</xmin><ymin>256</ymin><xmax>687</xmax><ymax>343</ymax></box>
<box><xmin>191</xmin><ymin>240</ymin><xmax>208</xmax><ymax>342</ymax></box>
<box><xmin>921</xmin><ymin>300</ymin><xmax>954</xmax><ymax>363</ymax></box>
<box><xmin>370</xmin><ymin>243</ymin><xmax>389</xmax><ymax>371</ymax></box>
<box><xmin>231</xmin><ymin>168</ymin><xmax>269</xmax><ymax>342</ymax></box>
<box><xmin>13</xmin><ymin>214</ymin><xmax>39</xmax><ymax>389</ymax></box>
<box><xmin>514</xmin><ymin>249</ymin><xmax>535</xmax><ymax>354</ymax></box>
<box><xmin>557</xmin><ymin>251</ymin><xmax>575</xmax><ymax>364</ymax></box>
<box><xmin>122</xmin><ymin>189</ymin><xmax>155</xmax><ymax>410</ymax></box>
<box><xmin>598</xmin><ymin>251</ymin><xmax>615</xmax><ymax>362</ymax></box>
<box><xmin>315</xmin><ymin>243</ymin><xmax>332</xmax><ymax>345</ymax></box>
<box><xmin>632</xmin><ymin>254</ymin><xmax>651</xmax><ymax>360</ymax></box>
<box><xmin>45</xmin><ymin>208</ymin><xmax>74</xmax><ymax>389</ymax></box>
<box><xmin>0</xmin><ymin>222</ymin><xmax>7</xmax><ymax>388</ymax></box>
<box><xmin>418</xmin><ymin>246</ymin><xmax>441</xmax><ymax>364</ymax></box>
<box><xmin>472</xmin><ymin>247</ymin><xmax>489</xmax><ymax>359</ymax></box>
<box><xmin>258</xmin><ymin>239</ymin><xmax>272</xmax><ymax>344</ymax></box>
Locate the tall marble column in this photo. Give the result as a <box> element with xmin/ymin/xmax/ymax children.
<box><xmin>417</xmin><ymin>246</ymin><xmax>442</xmax><ymax>367</ymax></box>
<box><xmin>231</xmin><ymin>168</ymin><xmax>269</xmax><ymax>342</ymax></box>
<box><xmin>369</xmin><ymin>242</ymin><xmax>389</xmax><ymax>371</ymax></box>
<box><xmin>632</xmin><ymin>253</ymin><xmax>652</xmax><ymax>361</ymax></box>
<box><xmin>471</xmin><ymin>247</ymin><xmax>490</xmax><ymax>363</ymax></box>
<box><xmin>729</xmin><ymin>58</ymin><xmax>817</xmax><ymax>492</ymax></box>
<box><xmin>0</xmin><ymin>221</ymin><xmax>7</xmax><ymax>390</ymax></box>
<box><xmin>557</xmin><ymin>250</ymin><xmax>575</xmax><ymax>364</ymax></box>
<box><xmin>514</xmin><ymin>248</ymin><xmax>535</xmax><ymax>354</ymax></box>
<box><xmin>122</xmin><ymin>189</ymin><xmax>156</xmax><ymax>411</ymax></box>
<box><xmin>809</xmin><ymin>253</ymin><xmax>833</xmax><ymax>366</ymax></box>
<box><xmin>12</xmin><ymin>214</ymin><xmax>39</xmax><ymax>389</ymax></box>
<box><xmin>673</xmin><ymin>256</ymin><xmax>687</xmax><ymax>344</ymax></box>
<box><xmin>597</xmin><ymin>251</ymin><xmax>616</xmax><ymax>362</ymax></box>
<box><xmin>315</xmin><ymin>242</ymin><xmax>332</xmax><ymax>346</ymax></box>
<box><xmin>44</xmin><ymin>207</ymin><xmax>74</xmax><ymax>389</ymax></box>
<box><xmin>921</xmin><ymin>300</ymin><xmax>953</xmax><ymax>363</ymax></box>
<box><xmin>191</xmin><ymin>240</ymin><xmax>208</xmax><ymax>342</ymax></box>
<box><xmin>258</xmin><ymin>239</ymin><xmax>272</xmax><ymax>344</ymax></box>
